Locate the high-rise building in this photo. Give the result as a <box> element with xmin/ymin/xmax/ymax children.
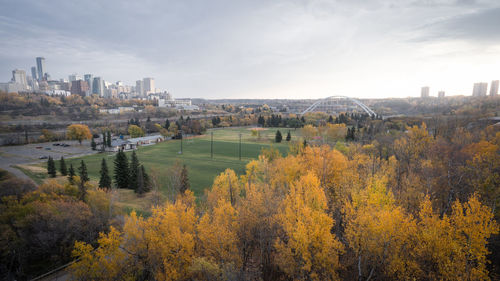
<box><xmin>84</xmin><ymin>74</ymin><xmax>93</xmax><ymax>96</ymax></box>
<box><xmin>490</xmin><ymin>80</ymin><xmax>499</xmax><ymax>96</ymax></box>
<box><xmin>36</xmin><ymin>57</ymin><xmax>45</xmax><ymax>81</ymax></box>
<box><xmin>31</xmin><ymin>66</ymin><xmax>37</xmax><ymax>81</ymax></box>
<box><xmin>68</xmin><ymin>74</ymin><xmax>82</xmax><ymax>82</ymax></box>
<box><xmin>421</xmin><ymin>86</ymin><xmax>430</xmax><ymax>98</ymax></box>
<box><xmin>136</xmin><ymin>80</ymin><xmax>143</xmax><ymax>96</ymax></box>
<box><xmin>11</xmin><ymin>69</ymin><xmax>27</xmax><ymax>90</ymax></box>
<box><xmin>71</xmin><ymin>80</ymin><xmax>89</xmax><ymax>96</ymax></box>
<box><xmin>143</xmin><ymin>77</ymin><xmax>155</xmax><ymax>95</ymax></box>
<box><xmin>92</xmin><ymin>77</ymin><xmax>104</xmax><ymax>97</ymax></box>
<box><xmin>438</xmin><ymin>91</ymin><xmax>445</xmax><ymax>98</ymax></box>
<box><xmin>472</xmin><ymin>82</ymin><xmax>488</xmax><ymax>97</ymax></box>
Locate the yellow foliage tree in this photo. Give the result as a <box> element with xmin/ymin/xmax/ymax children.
<box><xmin>66</xmin><ymin>124</ymin><xmax>92</xmax><ymax>144</ymax></box>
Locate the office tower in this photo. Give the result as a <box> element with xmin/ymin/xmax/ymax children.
<box><xmin>92</xmin><ymin>77</ymin><xmax>104</xmax><ymax>97</ymax></box>
<box><xmin>136</xmin><ymin>80</ymin><xmax>143</xmax><ymax>96</ymax></box>
<box><xmin>11</xmin><ymin>69</ymin><xmax>28</xmax><ymax>89</ymax></box>
<box><xmin>421</xmin><ymin>86</ymin><xmax>430</xmax><ymax>98</ymax></box>
<box><xmin>71</xmin><ymin>80</ymin><xmax>89</xmax><ymax>96</ymax></box>
<box><xmin>31</xmin><ymin>66</ymin><xmax>37</xmax><ymax>80</ymax></box>
<box><xmin>143</xmin><ymin>77</ymin><xmax>155</xmax><ymax>95</ymax></box>
<box><xmin>68</xmin><ymin>74</ymin><xmax>82</xmax><ymax>82</ymax></box>
<box><xmin>84</xmin><ymin>74</ymin><xmax>93</xmax><ymax>96</ymax></box>
<box><xmin>438</xmin><ymin>91</ymin><xmax>445</xmax><ymax>98</ymax></box>
<box><xmin>490</xmin><ymin>80</ymin><xmax>499</xmax><ymax>96</ymax></box>
<box><xmin>36</xmin><ymin>57</ymin><xmax>45</xmax><ymax>81</ymax></box>
<box><xmin>472</xmin><ymin>82</ymin><xmax>488</xmax><ymax>97</ymax></box>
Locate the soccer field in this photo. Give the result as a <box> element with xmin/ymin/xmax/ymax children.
<box><xmin>53</xmin><ymin>127</ymin><xmax>300</xmax><ymax>197</ymax></box>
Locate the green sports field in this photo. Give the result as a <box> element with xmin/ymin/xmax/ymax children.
<box><xmin>50</xmin><ymin>127</ymin><xmax>300</xmax><ymax>197</ymax></box>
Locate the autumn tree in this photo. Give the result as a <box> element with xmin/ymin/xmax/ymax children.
<box><xmin>66</xmin><ymin>124</ymin><xmax>92</xmax><ymax>145</ymax></box>
<box><xmin>128</xmin><ymin>124</ymin><xmax>144</xmax><ymax>138</ymax></box>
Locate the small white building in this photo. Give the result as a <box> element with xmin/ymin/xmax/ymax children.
<box><xmin>108</xmin><ymin>139</ymin><xmax>136</xmax><ymax>152</ymax></box>
<box><xmin>128</xmin><ymin>135</ymin><xmax>165</xmax><ymax>147</ymax></box>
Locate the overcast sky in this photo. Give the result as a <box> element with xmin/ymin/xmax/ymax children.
<box><xmin>1</xmin><ymin>0</ymin><xmax>499</xmax><ymax>99</ymax></box>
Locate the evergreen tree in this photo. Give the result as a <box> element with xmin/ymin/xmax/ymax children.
<box><xmin>165</xmin><ymin>119</ymin><xmax>170</xmax><ymax>130</ymax></box>
<box><xmin>99</xmin><ymin>158</ymin><xmax>112</xmax><ymax>190</ymax></box>
<box><xmin>106</xmin><ymin>131</ymin><xmax>112</xmax><ymax>147</ymax></box>
<box><xmin>91</xmin><ymin>138</ymin><xmax>97</xmax><ymax>150</ymax></box>
<box><xmin>78</xmin><ymin>160</ymin><xmax>89</xmax><ymax>183</ymax></box>
<box><xmin>141</xmin><ymin>165</ymin><xmax>150</xmax><ymax>192</ymax></box>
<box><xmin>275</xmin><ymin>130</ymin><xmax>283</xmax><ymax>143</ymax></box>
<box><xmin>68</xmin><ymin>164</ymin><xmax>75</xmax><ymax>184</ymax></box>
<box><xmin>286</xmin><ymin>131</ymin><xmax>291</xmax><ymax>142</ymax></box>
<box><xmin>303</xmin><ymin>138</ymin><xmax>308</xmax><ymax>148</ymax></box>
<box><xmin>129</xmin><ymin>151</ymin><xmax>140</xmax><ymax>191</ymax></box>
<box><xmin>114</xmin><ymin>150</ymin><xmax>129</xmax><ymax>189</ymax></box>
<box><xmin>180</xmin><ymin>165</ymin><xmax>190</xmax><ymax>194</ymax></box>
<box><xmin>47</xmin><ymin>156</ymin><xmax>56</xmax><ymax>178</ymax></box>
<box><xmin>101</xmin><ymin>133</ymin><xmax>106</xmax><ymax>151</ymax></box>
<box><xmin>328</xmin><ymin>115</ymin><xmax>334</xmax><ymax>123</ymax></box>
<box><xmin>136</xmin><ymin>166</ymin><xmax>146</xmax><ymax>195</ymax></box>
<box><xmin>60</xmin><ymin>156</ymin><xmax>68</xmax><ymax>176</ymax></box>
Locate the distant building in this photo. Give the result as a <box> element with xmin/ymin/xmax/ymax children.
<box><xmin>36</xmin><ymin>57</ymin><xmax>45</xmax><ymax>81</ymax></box>
<box><xmin>71</xmin><ymin>80</ymin><xmax>89</xmax><ymax>96</ymax></box>
<box><xmin>84</xmin><ymin>74</ymin><xmax>93</xmax><ymax>96</ymax></box>
<box><xmin>68</xmin><ymin>74</ymin><xmax>82</xmax><ymax>82</ymax></box>
<box><xmin>128</xmin><ymin>135</ymin><xmax>165</xmax><ymax>147</ymax></box>
<box><xmin>438</xmin><ymin>91</ymin><xmax>445</xmax><ymax>98</ymax></box>
<box><xmin>472</xmin><ymin>82</ymin><xmax>488</xmax><ymax>97</ymax></box>
<box><xmin>92</xmin><ymin>77</ymin><xmax>104</xmax><ymax>97</ymax></box>
<box><xmin>490</xmin><ymin>80</ymin><xmax>499</xmax><ymax>96</ymax></box>
<box><xmin>31</xmin><ymin>66</ymin><xmax>37</xmax><ymax>81</ymax></box>
<box><xmin>143</xmin><ymin>77</ymin><xmax>155</xmax><ymax>95</ymax></box>
<box><xmin>0</xmin><ymin>82</ymin><xmax>25</xmax><ymax>93</ymax></box>
<box><xmin>11</xmin><ymin>69</ymin><xmax>27</xmax><ymax>90</ymax></box>
<box><xmin>421</xmin><ymin>86</ymin><xmax>430</xmax><ymax>98</ymax></box>
<box><xmin>135</xmin><ymin>80</ymin><xmax>143</xmax><ymax>96</ymax></box>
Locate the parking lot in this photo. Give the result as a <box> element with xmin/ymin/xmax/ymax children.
<box><xmin>0</xmin><ymin>139</ymin><xmax>97</xmax><ymax>181</ymax></box>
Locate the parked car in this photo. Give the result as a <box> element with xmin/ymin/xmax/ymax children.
<box><xmin>45</xmin><ymin>147</ymin><xmax>52</xmax><ymax>150</ymax></box>
<box><xmin>39</xmin><ymin>155</ymin><xmax>48</xmax><ymax>159</ymax></box>
<box><xmin>35</xmin><ymin>146</ymin><xmax>43</xmax><ymax>149</ymax></box>
<box><xmin>62</xmin><ymin>144</ymin><xmax>70</xmax><ymax>147</ymax></box>
<box><xmin>53</xmin><ymin>143</ymin><xmax>60</xmax><ymax>146</ymax></box>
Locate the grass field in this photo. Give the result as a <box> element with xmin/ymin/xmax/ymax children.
<box><xmin>33</xmin><ymin>127</ymin><xmax>302</xmax><ymax>199</ymax></box>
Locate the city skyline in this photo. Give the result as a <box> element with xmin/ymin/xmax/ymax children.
<box><xmin>1</xmin><ymin>0</ymin><xmax>500</xmax><ymax>99</ymax></box>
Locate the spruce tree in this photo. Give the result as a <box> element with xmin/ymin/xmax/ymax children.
<box><xmin>328</xmin><ymin>115</ymin><xmax>334</xmax><ymax>123</ymax></box>
<box><xmin>60</xmin><ymin>156</ymin><xmax>67</xmax><ymax>176</ymax></box>
<box><xmin>303</xmin><ymin>138</ymin><xmax>308</xmax><ymax>148</ymax></box>
<box><xmin>286</xmin><ymin>131</ymin><xmax>291</xmax><ymax>142</ymax></box>
<box><xmin>114</xmin><ymin>150</ymin><xmax>129</xmax><ymax>189</ymax></box>
<box><xmin>165</xmin><ymin>119</ymin><xmax>170</xmax><ymax>130</ymax></box>
<box><xmin>180</xmin><ymin>164</ymin><xmax>190</xmax><ymax>194</ymax></box>
<box><xmin>106</xmin><ymin>131</ymin><xmax>112</xmax><ymax>147</ymax></box>
<box><xmin>99</xmin><ymin>158</ymin><xmax>112</xmax><ymax>190</ymax></box>
<box><xmin>275</xmin><ymin>130</ymin><xmax>282</xmax><ymax>143</ymax></box>
<box><xmin>91</xmin><ymin>138</ymin><xmax>97</xmax><ymax>150</ymax></box>
<box><xmin>78</xmin><ymin>160</ymin><xmax>89</xmax><ymax>183</ymax></box>
<box><xmin>68</xmin><ymin>164</ymin><xmax>75</xmax><ymax>184</ymax></box>
<box><xmin>129</xmin><ymin>151</ymin><xmax>140</xmax><ymax>191</ymax></box>
<box><xmin>141</xmin><ymin>165</ymin><xmax>151</xmax><ymax>192</ymax></box>
<box><xmin>136</xmin><ymin>166</ymin><xmax>146</xmax><ymax>195</ymax></box>
<box><xmin>47</xmin><ymin>156</ymin><xmax>56</xmax><ymax>178</ymax></box>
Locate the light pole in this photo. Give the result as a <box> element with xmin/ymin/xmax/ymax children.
<box><xmin>239</xmin><ymin>133</ymin><xmax>241</xmax><ymax>161</ymax></box>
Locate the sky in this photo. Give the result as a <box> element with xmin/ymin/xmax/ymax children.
<box><xmin>1</xmin><ymin>0</ymin><xmax>499</xmax><ymax>99</ymax></box>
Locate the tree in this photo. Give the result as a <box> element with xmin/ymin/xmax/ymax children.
<box><xmin>99</xmin><ymin>158</ymin><xmax>112</xmax><ymax>191</ymax></box>
<box><xmin>68</xmin><ymin>164</ymin><xmax>75</xmax><ymax>184</ymax></box>
<box><xmin>165</xmin><ymin>119</ymin><xmax>170</xmax><ymax>130</ymax></box>
<box><xmin>47</xmin><ymin>156</ymin><xmax>56</xmax><ymax>178</ymax></box>
<box><xmin>180</xmin><ymin>164</ymin><xmax>190</xmax><ymax>194</ymax></box>
<box><xmin>106</xmin><ymin>131</ymin><xmax>112</xmax><ymax>147</ymax></box>
<box><xmin>129</xmin><ymin>151</ymin><xmax>140</xmax><ymax>192</ymax></box>
<box><xmin>286</xmin><ymin>131</ymin><xmax>291</xmax><ymax>141</ymax></box>
<box><xmin>78</xmin><ymin>160</ymin><xmax>89</xmax><ymax>183</ymax></box>
<box><xmin>128</xmin><ymin>124</ymin><xmax>144</xmax><ymax>138</ymax></box>
<box><xmin>114</xmin><ymin>150</ymin><xmax>129</xmax><ymax>189</ymax></box>
<box><xmin>275</xmin><ymin>130</ymin><xmax>282</xmax><ymax>143</ymax></box>
<box><xmin>66</xmin><ymin>124</ymin><xmax>92</xmax><ymax>145</ymax></box>
<box><xmin>60</xmin><ymin>156</ymin><xmax>67</xmax><ymax>176</ymax></box>
<box><xmin>91</xmin><ymin>138</ymin><xmax>97</xmax><ymax>150</ymax></box>
<box><xmin>136</xmin><ymin>166</ymin><xmax>146</xmax><ymax>195</ymax></box>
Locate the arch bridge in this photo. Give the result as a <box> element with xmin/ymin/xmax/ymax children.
<box><xmin>300</xmin><ymin>96</ymin><xmax>376</xmax><ymax>117</ymax></box>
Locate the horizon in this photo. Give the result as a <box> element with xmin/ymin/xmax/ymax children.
<box><xmin>1</xmin><ymin>0</ymin><xmax>500</xmax><ymax>99</ymax></box>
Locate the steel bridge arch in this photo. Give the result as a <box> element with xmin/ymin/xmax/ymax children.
<box><xmin>301</xmin><ymin>96</ymin><xmax>376</xmax><ymax>117</ymax></box>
